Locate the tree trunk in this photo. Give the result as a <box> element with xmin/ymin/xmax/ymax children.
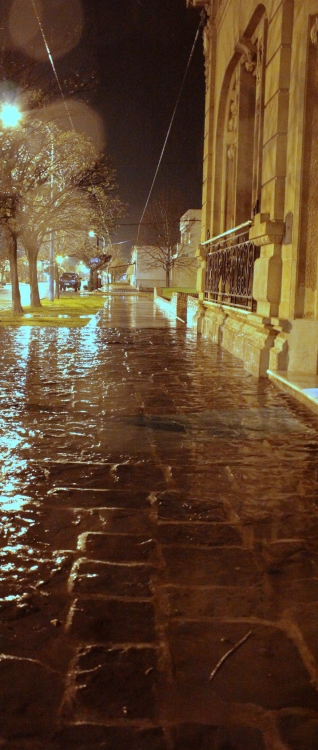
<box><xmin>8</xmin><ymin>230</ymin><xmax>23</xmax><ymax>315</ymax></box>
<box><xmin>28</xmin><ymin>249</ymin><xmax>41</xmax><ymax>307</ymax></box>
<box><xmin>165</xmin><ymin>266</ymin><xmax>170</xmax><ymax>287</ymax></box>
<box><xmin>55</xmin><ymin>263</ymin><xmax>60</xmax><ymax>299</ymax></box>
<box><xmin>89</xmin><ymin>268</ymin><xmax>97</xmax><ymax>291</ymax></box>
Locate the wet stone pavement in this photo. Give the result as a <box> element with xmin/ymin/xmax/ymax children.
<box><xmin>1</xmin><ymin>294</ymin><xmax>318</xmax><ymax>749</ymax></box>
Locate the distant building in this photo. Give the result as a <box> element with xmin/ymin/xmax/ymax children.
<box><xmin>172</xmin><ymin>209</ymin><xmax>201</xmax><ymax>288</ymax></box>
<box><xmin>129</xmin><ymin>246</ymin><xmax>166</xmax><ymax>290</ymax></box>
<box><xmin>188</xmin><ymin>0</ymin><xmax>318</xmax><ymax>386</ymax></box>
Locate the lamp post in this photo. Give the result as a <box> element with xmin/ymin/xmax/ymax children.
<box><xmin>48</xmin><ymin>133</ymin><xmax>55</xmax><ymax>302</ymax></box>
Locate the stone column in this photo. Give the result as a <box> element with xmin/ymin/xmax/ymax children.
<box><xmin>195</xmin><ymin>243</ymin><xmax>209</xmax><ymax>301</ymax></box>
<box><xmin>250</xmin><ymin>213</ymin><xmax>285</xmax><ymax>318</ymax></box>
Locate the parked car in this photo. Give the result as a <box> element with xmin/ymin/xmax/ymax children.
<box><xmin>59</xmin><ymin>272</ymin><xmax>81</xmax><ymax>292</ymax></box>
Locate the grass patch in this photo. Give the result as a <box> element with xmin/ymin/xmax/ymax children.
<box><xmin>162</xmin><ymin>287</ymin><xmax>197</xmax><ymax>300</ymax></box>
<box><xmin>0</xmin><ymin>293</ymin><xmax>108</xmax><ymax>327</ymax></box>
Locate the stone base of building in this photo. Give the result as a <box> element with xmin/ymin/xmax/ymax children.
<box><xmin>189</xmin><ymin>300</ymin><xmax>280</xmax><ymax>378</ymax></box>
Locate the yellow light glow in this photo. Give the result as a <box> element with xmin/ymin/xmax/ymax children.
<box><xmin>0</xmin><ymin>103</ymin><xmax>22</xmax><ymax>128</ymax></box>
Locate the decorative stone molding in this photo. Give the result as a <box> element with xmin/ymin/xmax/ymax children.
<box><xmin>255</xmin><ymin>40</ymin><xmax>263</xmax><ymax>83</ymax></box>
<box><xmin>227</xmin><ymin>144</ymin><xmax>235</xmax><ymax>160</ymax></box>
<box><xmin>249</xmin><ymin>214</ymin><xmax>285</xmax><ymax>246</ymax></box>
<box><xmin>310</xmin><ymin>16</ymin><xmax>318</xmax><ymax>46</ymax></box>
<box><xmin>236</xmin><ymin>37</ymin><xmax>257</xmax><ymax>74</ymax></box>
<box><xmin>202</xmin><ymin>4</ymin><xmax>214</xmax><ymax>85</ymax></box>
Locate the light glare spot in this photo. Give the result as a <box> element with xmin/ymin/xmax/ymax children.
<box><xmin>0</xmin><ymin>103</ymin><xmax>22</xmax><ymax>128</ymax></box>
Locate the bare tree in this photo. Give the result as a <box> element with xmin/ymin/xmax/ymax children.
<box><xmin>138</xmin><ymin>189</ymin><xmax>196</xmax><ymax>287</ymax></box>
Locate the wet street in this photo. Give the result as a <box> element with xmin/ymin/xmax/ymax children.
<box><xmin>1</xmin><ymin>293</ymin><xmax>318</xmax><ymax>749</ymax></box>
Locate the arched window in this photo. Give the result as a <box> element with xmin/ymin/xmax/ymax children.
<box><xmin>214</xmin><ymin>10</ymin><xmax>267</xmax><ymax>235</ymax></box>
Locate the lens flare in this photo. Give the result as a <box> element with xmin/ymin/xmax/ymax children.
<box><xmin>9</xmin><ymin>0</ymin><xmax>84</xmax><ymax>61</ymax></box>
<box><xmin>38</xmin><ymin>100</ymin><xmax>106</xmax><ymax>152</ymax></box>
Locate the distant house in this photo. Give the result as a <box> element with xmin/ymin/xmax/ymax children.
<box><xmin>172</xmin><ymin>209</ymin><xmax>201</xmax><ymax>288</ymax></box>
<box><xmin>130</xmin><ymin>210</ymin><xmax>202</xmax><ymax>290</ymax></box>
<box><xmin>129</xmin><ymin>246</ymin><xmax>166</xmax><ymax>290</ymax></box>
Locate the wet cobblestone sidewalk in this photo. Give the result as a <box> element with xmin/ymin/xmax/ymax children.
<box><xmin>1</xmin><ymin>295</ymin><xmax>318</xmax><ymax>748</ymax></box>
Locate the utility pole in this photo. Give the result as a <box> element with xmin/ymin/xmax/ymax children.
<box><xmin>48</xmin><ymin>139</ymin><xmax>55</xmax><ymax>301</ymax></box>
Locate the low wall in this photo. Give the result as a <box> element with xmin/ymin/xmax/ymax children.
<box><xmin>154</xmin><ymin>288</ymin><xmax>199</xmax><ymax>326</ymax></box>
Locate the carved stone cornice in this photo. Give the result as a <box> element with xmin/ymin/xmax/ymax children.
<box><xmin>202</xmin><ymin>3</ymin><xmax>214</xmax><ymax>85</ymax></box>
<box><xmin>249</xmin><ymin>214</ymin><xmax>285</xmax><ymax>246</ymax></box>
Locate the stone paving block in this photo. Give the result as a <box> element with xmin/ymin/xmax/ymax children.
<box><xmin>66</xmin><ymin>597</ymin><xmax>156</xmax><ymax>642</ymax></box>
<box><xmin>78</xmin><ymin>531</ymin><xmax>157</xmax><ymax>562</ymax></box>
<box><xmin>171</xmin><ymin>723</ymin><xmax>266</xmax><ymax>749</ymax></box>
<box><xmin>157</xmin><ymin>522</ymin><xmax>242</xmax><ymax>547</ymax></box>
<box><xmin>165</xmin><ymin>584</ymin><xmax>273</xmax><ymax>619</ymax></box>
<box><xmin>286</xmin><ymin>578</ymin><xmax>318</xmax><ymax>604</ymax></box>
<box><xmin>97</xmin><ymin>507</ymin><xmax>154</xmax><ymax>534</ymax></box>
<box><xmin>47</xmin><ymin>487</ymin><xmax>151</xmax><ymax>508</ymax></box>
<box><xmin>35</xmin><ymin>506</ymin><xmax>84</xmax><ymax>550</ymax></box>
<box><xmin>157</xmin><ymin>492</ymin><xmax>228</xmax><ymax>522</ymax></box>
<box><xmin>263</xmin><ymin>541</ymin><xmax>318</xmax><ymax>579</ymax></box>
<box><xmin>66</xmin><ymin>645</ymin><xmax>158</xmax><ymax>720</ymax></box>
<box><xmin>41</xmin><ymin>461</ymin><xmax>166</xmax><ymax>491</ymax></box>
<box><xmin>68</xmin><ymin>558</ymin><xmax>155</xmax><ymax>597</ymax></box>
<box><xmin>278</xmin><ymin>713</ymin><xmax>318</xmax><ymax>750</ymax></box>
<box><xmin>0</xmin><ymin>655</ymin><xmax>63</xmax><ymax>737</ymax></box>
<box><xmin>162</xmin><ymin>546</ymin><xmax>259</xmax><ymax>586</ymax></box>
<box><xmin>275</xmin><ymin>513</ymin><xmax>318</xmax><ymax>541</ymax></box>
<box><xmin>293</xmin><ymin>603</ymin><xmax>318</xmax><ymax>662</ymax></box>
<box><xmin>1</xmin><ymin>594</ymin><xmax>73</xmax><ymax>671</ymax></box>
<box><xmin>169</xmin><ymin>468</ymin><xmax>234</xmax><ymax>495</ymax></box>
<box><xmin>168</xmin><ymin>621</ymin><xmax>318</xmax><ymax>717</ymax></box>
<box><xmin>114</xmin><ymin>461</ymin><xmax>166</xmax><ymax>489</ymax></box>
<box><xmin>55</xmin><ymin>724</ymin><xmax>167</xmax><ymax>750</ymax></box>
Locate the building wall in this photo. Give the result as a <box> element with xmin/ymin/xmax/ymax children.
<box><xmin>130</xmin><ymin>246</ymin><xmax>166</xmax><ymax>289</ymax></box>
<box><xmin>193</xmin><ymin>0</ymin><xmax>318</xmax><ymax>377</ymax></box>
<box><xmin>172</xmin><ymin>209</ymin><xmax>201</xmax><ymax>287</ymax></box>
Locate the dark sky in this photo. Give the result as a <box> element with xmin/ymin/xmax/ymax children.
<box><xmin>0</xmin><ymin>0</ymin><xmax>205</xmax><ymax>249</ymax></box>
<box><xmin>81</xmin><ymin>0</ymin><xmax>205</xmax><ymax>246</ymax></box>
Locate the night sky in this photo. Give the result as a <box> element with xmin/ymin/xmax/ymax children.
<box><xmin>1</xmin><ymin>0</ymin><xmax>205</xmax><ymax>249</ymax></box>
<box><xmin>81</xmin><ymin>0</ymin><xmax>205</xmax><ymax>246</ymax></box>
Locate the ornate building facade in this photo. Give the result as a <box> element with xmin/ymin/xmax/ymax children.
<box><xmin>189</xmin><ymin>0</ymin><xmax>318</xmax><ymax>391</ymax></box>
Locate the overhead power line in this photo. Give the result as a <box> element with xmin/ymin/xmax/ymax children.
<box><xmin>137</xmin><ymin>13</ymin><xmax>205</xmax><ymax>240</ymax></box>
<box><xmin>29</xmin><ymin>0</ymin><xmax>110</xmax><ymax>240</ymax></box>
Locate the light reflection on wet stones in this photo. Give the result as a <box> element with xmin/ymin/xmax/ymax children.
<box><xmin>0</xmin><ymin>298</ymin><xmax>318</xmax><ymax>746</ymax></box>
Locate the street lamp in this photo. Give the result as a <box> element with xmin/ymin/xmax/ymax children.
<box><xmin>0</xmin><ymin>103</ymin><xmax>22</xmax><ymax>129</ymax></box>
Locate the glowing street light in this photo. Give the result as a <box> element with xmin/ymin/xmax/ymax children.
<box><xmin>0</xmin><ymin>103</ymin><xmax>22</xmax><ymax>129</ymax></box>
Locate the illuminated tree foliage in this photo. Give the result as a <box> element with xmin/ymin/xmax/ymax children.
<box><xmin>0</xmin><ymin>119</ymin><xmax>124</xmax><ymax>310</ymax></box>
<box><xmin>19</xmin><ymin>126</ymin><xmax>124</xmax><ymax>306</ymax></box>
